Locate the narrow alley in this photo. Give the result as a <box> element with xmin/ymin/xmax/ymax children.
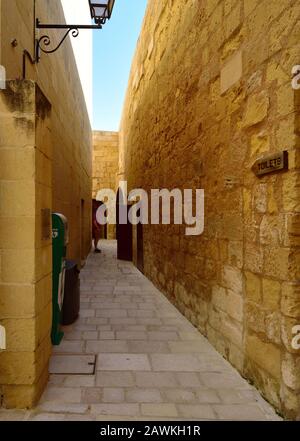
<box><xmin>0</xmin><ymin>242</ymin><xmax>280</xmax><ymax>421</ymax></box>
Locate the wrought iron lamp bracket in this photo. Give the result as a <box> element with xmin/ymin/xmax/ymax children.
<box><xmin>22</xmin><ymin>1</ymin><xmax>114</xmax><ymax>78</ymax></box>
<box><xmin>35</xmin><ymin>18</ymin><xmax>103</xmax><ymax>62</ymax></box>
<box><xmin>36</xmin><ymin>28</ymin><xmax>79</xmax><ymax>61</ymax></box>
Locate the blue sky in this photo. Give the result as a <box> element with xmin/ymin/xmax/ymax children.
<box><xmin>93</xmin><ymin>0</ymin><xmax>148</xmax><ymax>131</ymax></box>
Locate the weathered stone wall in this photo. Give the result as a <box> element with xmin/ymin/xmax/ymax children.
<box><xmin>0</xmin><ymin>1</ymin><xmax>92</xmax><ymax>408</ymax></box>
<box><xmin>119</xmin><ymin>0</ymin><xmax>300</xmax><ymax>419</ymax></box>
<box><xmin>0</xmin><ymin>81</ymin><xmax>52</xmax><ymax>408</ymax></box>
<box><xmin>93</xmin><ymin>131</ymin><xmax>119</xmax><ymax>239</ymax></box>
<box><xmin>1</xmin><ymin>0</ymin><xmax>92</xmax><ymax>262</ymax></box>
<box><xmin>0</xmin><ymin>0</ymin><xmax>2</xmax><ymax>63</ymax></box>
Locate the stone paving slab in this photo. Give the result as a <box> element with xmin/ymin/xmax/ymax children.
<box><xmin>97</xmin><ymin>354</ymin><xmax>152</xmax><ymax>371</ymax></box>
<box><xmin>49</xmin><ymin>355</ymin><xmax>96</xmax><ymax>374</ymax></box>
<box><xmin>0</xmin><ymin>241</ymin><xmax>282</xmax><ymax>421</ymax></box>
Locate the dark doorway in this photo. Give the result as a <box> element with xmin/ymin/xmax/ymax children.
<box><xmin>136</xmin><ymin>221</ymin><xmax>144</xmax><ymax>273</ymax></box>
<box><xmin>101</xmin><ymin>203</ymin><xmax>108</xmax><ymax>240</ymax></box>
<box><xmin>81</xmin><ymin>199</ymin><xmax>85</xmax><ymax>261</ymax></box>
<box><xmin>116</xmin><ymin>189</ymin><xmax>132</xmax><ymax>261</ymax></box>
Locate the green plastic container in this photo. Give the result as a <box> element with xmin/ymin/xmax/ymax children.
<box><xmin>51</xmin><ymin>213</ymin><xmax>68</xmax><ymax>345</ymax></box>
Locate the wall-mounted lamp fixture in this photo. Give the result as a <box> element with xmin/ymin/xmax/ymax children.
<box><xmin>35</xmin><ymin>0</ymin><xmax>115</xmax><ymax>61</ymax></box>
<box><xmin>22</xmin><ymin>0</ymin><xmax>115</xmax><ymax>78</ymax></box>
<box><xmin>89</xmin><ymin>0</ymin><xmax>115</xmax><ymax>25</ymax></box>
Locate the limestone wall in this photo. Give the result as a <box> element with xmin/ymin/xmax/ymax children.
<box><xmin>0</xmin><ymin>81</ymin><xmax>52</xmax><ymax>408</ymax></box>
<box><xmin>1</xmin><ymin>0</ymin><xmax>92</xmax><ymax>262</ymax></box>
<box><xmin>93</xmin><ymin>131</ymin><xmax>119</xmax><ymax>239</ymax></box>
<box><xmin>0</xmin><ymin>1</ymin><xmax>92</xmax><ymax>408</ymax></box>
<box><xmin>119</xmin><ymin>0</ymin><xmax>300</xmax><ymax>419</ymax></box>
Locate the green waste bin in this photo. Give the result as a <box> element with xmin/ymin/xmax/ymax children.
<box><xmin>52</xmin><ymin>213</ymin><xmax>69</xmax><ymax>345</ymax></box>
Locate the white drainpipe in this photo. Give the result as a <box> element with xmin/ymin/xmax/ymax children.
<box><xmin>0</xmin><ymin>325</ymin><xmax>6</xmax><ymax>350</ymax></box>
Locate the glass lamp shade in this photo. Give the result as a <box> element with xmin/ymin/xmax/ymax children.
<box><xmin>89</xmin><ymin>0</ymin><xmax>115</xmax><ymax>22</ymax></box>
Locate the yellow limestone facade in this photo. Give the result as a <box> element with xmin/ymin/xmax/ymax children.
<box><xmin>0</xmin><ymin>1</ymin><xmax>92</xmax><ymax>408</ymax></box>
<box><xmin>92</xmin><ymin>131</ymin><xmax>119</xmax><ymax>240</ymax></box>
<box><xmin>119</xmin><ymin>0</ymin><xmax>300</xmax><ymax>419</ymax></box>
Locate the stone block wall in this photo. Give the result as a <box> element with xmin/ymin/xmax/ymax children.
<box><xmin>0</xmin><ymin>1</ymin><xmax>92</xmax><ymax>408</ymax></box>
<box><xmin>93</xmin><ymin>131</ymin><xmax>119</xmax><ymax>239</ymax></box>
<box><xmin>119</xmin><ymin>0</ymin><xmax>300</xmax><ymax>419</ymax></box>
<box><xmin>1</xmin><ymin>0</ymin><xmax>92</xmax><ymax>263</ymax></box>
<box><xmin>0</xmin><ymin>81</ymin><xmax>52</xmax><ymax>408</ymax></box>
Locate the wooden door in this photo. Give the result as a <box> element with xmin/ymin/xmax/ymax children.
<box><xmin>136</xmin><ymin>221</ymin><xmax>144</xmax><ymax>273</ymax></box>
<box><xmin>116</xmin><ymin>190</ymin><xmax>133</xmax><ymax>261</ymax></box>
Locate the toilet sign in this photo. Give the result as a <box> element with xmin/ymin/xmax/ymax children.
<box><xmin>252</xmin><ymin>151</ymin><xmax>288</xmax><ymax>177</ymax></box>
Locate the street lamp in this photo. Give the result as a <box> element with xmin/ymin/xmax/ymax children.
<box><xmin>35</xmin><ymin>0</ymin><xmax>116</xmax><ymax>62</ymax></box>
<box><xmin>89</xmin><ymin>1</ymin><xmax>115</xmax><ymax>25</ymax></box>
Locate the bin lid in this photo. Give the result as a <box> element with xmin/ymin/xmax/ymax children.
<box><xmin>65</xmin><ymin>260</ymin><xmax>80</xmax><ymax>271</ymax></box>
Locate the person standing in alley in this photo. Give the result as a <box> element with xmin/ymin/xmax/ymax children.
<box><xmin>92</xmin><ymin>199</ymin><xmax>102</xmax><ymax>253</ymax></box>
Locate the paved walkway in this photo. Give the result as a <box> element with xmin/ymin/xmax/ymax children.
<box><xmin>0</xmin><ymin>241</ymin><xmax>281</xmax><ymax>421</ymax></box>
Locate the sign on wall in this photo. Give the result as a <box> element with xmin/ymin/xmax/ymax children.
<box><xmin>252</xmin><ymin>151</ymin><xmax>289</xmax><ymax>177</ymax></box>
